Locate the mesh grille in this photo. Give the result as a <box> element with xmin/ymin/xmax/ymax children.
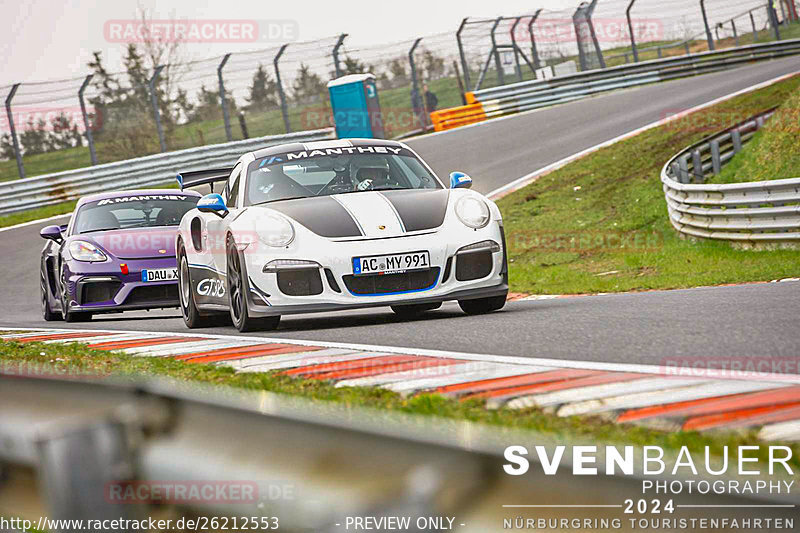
<box><xmin>343</xmin><ymin>268</ymin><xmax>439</xmax><ymax>295</ymax></box>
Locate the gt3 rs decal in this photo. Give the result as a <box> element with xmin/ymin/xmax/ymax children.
<box><xmin>188</xmin><ymin>265</ymin><xmax>227</xmax><ymax>306</ymax></box>
<box><xmin>197</xmin><ymin>278</ymin><xmax>225</xmax><ymax>298</ymax></box>
<box><xmin>267</xmin><ymin>196</ymin><xmax>363</xmax><ymax>238</ymax></box>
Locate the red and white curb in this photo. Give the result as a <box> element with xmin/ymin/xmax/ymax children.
<box><xmin>3</xmin><ymin>327</ymin><xmax>800</xmax><ymax>442</ymax></box>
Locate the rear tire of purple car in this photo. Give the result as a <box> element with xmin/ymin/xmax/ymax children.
<box><xmin>178</xmin><ymin>242</ymin><xmax>228</xmax><ymax>329</ymax></box>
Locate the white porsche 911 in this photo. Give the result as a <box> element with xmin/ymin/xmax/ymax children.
<box><xmin>175</xmin><ymin>139</ymin><xmax>508</xmax><ymax>332</ymax></box>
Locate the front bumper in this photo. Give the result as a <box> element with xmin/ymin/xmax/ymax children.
<box><xmin>64</xmin><ymin>257</ymin><xmax>179</xmax><ymax>313</ymax></box>
<box><xmin>241</xmin><ymin>222</ymin><xmax>508</xmax><ymax>318</ymax></box>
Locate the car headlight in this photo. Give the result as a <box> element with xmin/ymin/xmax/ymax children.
<box><xmin>68</xmin><ymin>240</ymin><xmax>108</xmax><ymax>262</ymax></box>
<box><xmin>259</xmin><ymin>214</ymin><xmax>295</xmax><ymax>247</ymax></box>
<box><xmin>455</xmin><ymin>196</ymin><xmax>491</xmax><ymax>229</ymax></box>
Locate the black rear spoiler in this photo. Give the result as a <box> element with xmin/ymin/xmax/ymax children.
<box><xmin>176</xmin><ymin>167</ymin><xmax>233</xmax><ymax>193</ymax></box>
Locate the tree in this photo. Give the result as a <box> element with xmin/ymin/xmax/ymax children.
<box><xmin>0</xmin><ymin>134</ymin><xmax>16</xmax><ymax>160</ymax></box>
<box><xmin>388</xmin><ymin>57</ymin><xmax>409</xmax><ymax>87</ymax></box>
<box><xmin>291</xmin><ymin>63</ymin><xmax>326</xmax><ymax>103</ymax></box>
<box><xmin>48</xmin><ymin>113</ymin><xmax>82</xmax><ymax>150</ymax></box>
<box><xmin>246</xmin><ymin>64</ymin><xmax>278</xmax><ymax>110</ymax></box>
<box><xmin>19</xmin><ymin>118</ymin><xmax>50</xmax><ymax>156</ymax></box>
<box><xmin>422</xmin><ymin>49</ymin><xmax>446</xmax><ymax>80</ymax></box>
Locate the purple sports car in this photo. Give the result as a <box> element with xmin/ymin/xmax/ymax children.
<box><xmin>39</xmin><ymin>189</ymin><xmax>201</xmax><ymax>322</ymax></box>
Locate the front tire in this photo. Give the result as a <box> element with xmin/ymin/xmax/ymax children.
<box><xmin>59</xmin><ymin>266</ymin><xmax>91</xmax><ymax>322</ymax></box>
<box><xmin>458</xmin><ymin>294</ymin><xmax>507</xmax><ymax>315</ymax></box>
<box><xmin>41</xmin><ymin>273</ymin><xmax>61</xmax><ymax>322</ymax></box>
<box><xmin>226</xmin><ymin>237</ymin><xmax>280</xmax><ymax>332</ymax></box>
<box><xmin>178</xmin><ymin>242</ymin><xmax>228</xmax><ymax>328</ymax></box>
<box><xmin>391</xmin><ymin>302</ymin><xmax>441</xmax><ymax>319</ymax></box>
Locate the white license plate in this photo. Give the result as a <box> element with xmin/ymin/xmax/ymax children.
<box><xmin>141</xmin><ymin>268</ymin><xmax>178</xmax><ymax>282</ymax></box>
<box><xmin>353</xmin><ymin>251</ymin><xmax>430</xmax><ymax>276</ymax></box>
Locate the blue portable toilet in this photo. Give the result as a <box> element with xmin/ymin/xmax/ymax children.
<box><xmin>327</xmin><ymin>74</ymin><xmax>385</xmax><ymax>139</ymax></box>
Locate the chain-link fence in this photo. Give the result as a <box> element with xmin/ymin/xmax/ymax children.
<box><xmin>2</xmin><ymin>0</ymin><xmax>799</xmax><ymax>182</ymax></box>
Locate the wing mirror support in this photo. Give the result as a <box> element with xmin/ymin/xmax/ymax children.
<box><xmin>449</xmin><ymin>171</ymin><xmax>473</xmax><ymax>189</ymax></box>
<box><xmin>197</xmin><ymin>193</ymin><xmax>229</xmax><ymax>218</ymax></box>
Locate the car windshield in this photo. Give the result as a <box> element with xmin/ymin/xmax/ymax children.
<box><xmin>73</xmin><ymin>195</ymin><xmax>198</xmax><ymax>234</ymax></box>
<box><xmin>245</xmin><ymin>145</ymin><xmax>441</xmax><ymax>206</ymax></box>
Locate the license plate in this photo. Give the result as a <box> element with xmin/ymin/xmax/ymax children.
<box><xmin>353</xmin><ymin>251</ymin><xmax>430</xmax><ymax>276</ymax></box>
<box><xmin>141</xmin><ymin>268</ymin><xmax>178</xmax><ymax>282</ymax></box>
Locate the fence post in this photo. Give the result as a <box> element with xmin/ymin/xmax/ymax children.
<box><xmin>273</xmin><ymin>44</ymin><xmax>291</xmax><ymax>133</ymax></box>
<box><xmin>490</xmin><ymin>17</ymin><xmax>505</xmax><ymax>86</ymax></box>
<box><xmin>78</xmin><ymin>75</ymin><xmax>97</xmax><ymax>166</ymax></box>
<box><xmin>409</xmin><ymin>38</ymin><xmax>425</xmax><ymax>130</ymax></box>
<box><xmin>148</xmin><ymin>65</ymin><xmax>166</xmax><ymax>153</ymax></box>
<box><xmin>456</xmin><ymin>18</ymin><xmax>471</xmax><ymax>90</ymax></box>
<box><xmin>700</xmin><ymin>0</ymin><xmax>716</xmax><ymax>50</ymax></box>
<box><xmin>217</xmin><ymin>53</ymin><xmax>233</xmax><ymax>142</ymax></box>
<box><xmin>332</xmin><ymin>34</ymin><xmax>347</xmax><ymax>78</ymax></box>
<box><xmin>731</xmin><ymin>20</ymin><xmax>739</xmax><ymax>47</ymax></box>
<box><xmin>528</xmin><ymin>10</ymin><xmax>543</xmax><ymax>70</ymax></box>
<box><xmin>768</xmin><ymin>1</ymin><xmax>781</xmax><ymax>40</ymax></box>
<box><xmin>626</xmin><ymin>0</ymin><xmax>639</xmax><ymax>62</ymax></box>
<box><xmin>4</xmin><ymin>83</ymin><xmax>24</xmax><ymax>180</ymax></box>
<box><xmin>510</xmin><ymin>17</ymin><xmax>523</xmax><ymax>81</ymax></box>
<box><xmin>573</xmin><ymin>0</ymin><xmax>606</xmax><ymax>71</ymax></box>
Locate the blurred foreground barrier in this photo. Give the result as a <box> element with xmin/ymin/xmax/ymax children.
<box><xmin>661</xmin><ymin>108</ymin><xmax>800</xmax><ymax>244</ymax></box>
<box><xmin>0</xmin><ymin>373</ymin><xmax>797</xmax><ymax>532</ymax></box>
<box><xmin>0</xmin><ymin>129</ymin><xmax>335</xmax><ymax>214</ymax></box>
<box><xmin>431</xmin><ymin>39</ymin><xmax>800</xmax><ymax>131</ymax></box>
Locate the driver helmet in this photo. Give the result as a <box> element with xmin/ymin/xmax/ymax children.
<box><xmin>353</xmin><ymin>156</ymin><xmax>390</xmax><ymax>188</ymax></box>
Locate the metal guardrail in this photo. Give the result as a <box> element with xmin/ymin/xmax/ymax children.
<box><xmin>1</xmin><ymin>373</ymin><xmax>797</xmax><ymax>533</ymax></box>
<box><xmin>431</xmin><ymin>39</ymin><xmax>800</xmax><ymax>131</ymax></box>
<box><xmin>661</xmin><ymin>108</ymin><xmax>800</xmax><ymax>243</ymax></box>
<box><xmin>0</xmin><ymin>129</ymin><xmax>335</xmax><ymax>214</ymax></box>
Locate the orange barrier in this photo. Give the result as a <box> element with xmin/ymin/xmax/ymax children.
<box><xmin>429</xmin><ymin>100</ymin><xmax>486</xmax><ymax>132</ymax></box>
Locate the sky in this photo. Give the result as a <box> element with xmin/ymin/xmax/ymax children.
<box><xmin>1</xmin><ymin>0</ymin><xmax>571</xmax><ymax>86</ymax></box>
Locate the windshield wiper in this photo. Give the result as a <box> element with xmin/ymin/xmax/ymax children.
<box><xmin>256</xmin><ymin>195</ymin><xmax>310</xmax><ymax>205</ymax></box>
<box><xmin>80</xmin><ymin>227</ymin><xmax>121</xmax><ymax>234</ymax></box>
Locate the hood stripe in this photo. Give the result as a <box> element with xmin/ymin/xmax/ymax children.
<box><xmin>333</xmin><ymin>192</ymin><xmax>405</xmax><ymax>238</ymax></box>
<box><xmin>330</xmin><ymin>195</ymin><xmax>366</xmax><ymax>236</ymax></box>
<box><xmin>380</xmin><ymin>189</ymin><xmax>450</xmax><ymax>232</ymax></box>
<box><xmin>267</xmin><ymin>196</ymin><xmax>362</xmax><ymax>238</ymax></box>
<box><xmin>377</xmin><ymin>192</ymin><xmax>406</xmax><ymax>233</ymax></box>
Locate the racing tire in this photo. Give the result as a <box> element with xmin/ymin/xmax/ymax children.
<box><xmin>458</xmin><ymin>294</ymin><xmax>507</xmax><ymax>315</ymax></box>
<box><xmin>390</xmin><ymin>302</ymin><xmax>442</xmax><ymax>319</ymax></box>
<box><xmin>177</xmin><ymin>242</ymin><xmax>229</xmax><ymax>329</ymax></box>
<box><xmin>41</xmin><ymin>273</ymin><xmax>61</xmax><ymax>322</ymax></box>
<box><xmin>226</xmin><ymin>237</ymin><xmax>280</xmax><ymax>333</ymax></box>
<box><xmin>59</xmin><ymin>266</ymin><xmax>92</xmax><ymax>322</ymax></box>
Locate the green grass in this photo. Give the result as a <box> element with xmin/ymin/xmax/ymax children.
<box><xmin>712</xmin><ymin>85</ymin><xmax>800</xmax><ymax>184</ymax></box>
<box><xmin>2</xmin><ymin>338</ymin><xmax>797</xmax><ymax>470</ymax></box>
<box><xmin>498</xmin><ymin>74</ymin><xmax>800</xmax><ymax>295</ymax></box>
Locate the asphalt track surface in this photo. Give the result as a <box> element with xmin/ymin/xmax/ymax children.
<box><xmin>1</xmin><ymin>57</ymin><xmax>799</xmax><ymax>367</ymax></box>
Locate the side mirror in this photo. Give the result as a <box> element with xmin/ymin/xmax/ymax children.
<box><xmin>197</xmin><ymin>193</ymin><xmax>228</xmax><ymax>218</ymax></box>
<box><xmin>40</xmin><ymin>225</ymin><xmax>64</xmax><ymax>243</ymax></box>
<box><xmin>449</xmin><ymin>171</ymin><xmax>473</xmax><ymax>189</ymax></box>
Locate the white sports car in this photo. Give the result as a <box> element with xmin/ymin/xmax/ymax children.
<box><xmin>175</xmin><ymin>139</ymin><xmax>508</xmax><ymax>332</ymax></box>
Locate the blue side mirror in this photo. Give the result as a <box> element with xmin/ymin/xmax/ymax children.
<box><xmin>40</xmin><ymin>225</ymin><xmax>63</xmax><ymax>243</ymax></box>
<box><xmin>450</xmin><ymin>171</ymin><xmax>473</xmax><ymax>189</ymax></box>
<box><xmin>197</xmin><ymin>193</ymin><xmax>228</xmax><ymax>218</ymax></box>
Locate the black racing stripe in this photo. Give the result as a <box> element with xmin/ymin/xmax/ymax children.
<box><xmin>381</xmin><ymin>189</ymin><xmax>450</xmax><ymax>232</ymax></box>
<box><xmin>267</xmin><ymin>196</ymin><xmax>362</xmax><ymax>238</ymax></box>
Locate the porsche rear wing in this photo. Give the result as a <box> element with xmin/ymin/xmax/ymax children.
<box><xmin>176</xmin><ymin>167</ymin><xmax>233</xmax><ymax>193</ymax></box>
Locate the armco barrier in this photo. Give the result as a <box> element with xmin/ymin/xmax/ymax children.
<box><xmin>661</xmin><ymin>108</ymin><xmax>800</xmax><ymax>243</ymax></box>
<box><xmin>431</xmin><ymin>39</ymin><xmax>800</xmax><ymax>131</ymax></box>
<box><xmin>0</xmin><ymin>128</ymin><xmax>335</xmax><ymax>214</ymax></box>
